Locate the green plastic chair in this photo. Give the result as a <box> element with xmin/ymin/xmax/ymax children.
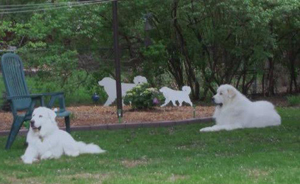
<box><xmin>1</xmin><ymin>53</ymin><xmax>71</xmax><ymax>149</ymax></box>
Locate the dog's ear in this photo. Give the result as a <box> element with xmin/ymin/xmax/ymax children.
<box><xmin>227</xmin><ymin>88</ymin><xmax>236</xmax><ymax>98</ymax></box>
<box><xmin>47</xmin><ymin>109</ymin><xmax>57</xmax><ymax>123</ymax></box>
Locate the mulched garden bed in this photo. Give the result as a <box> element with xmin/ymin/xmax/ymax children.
<box><xmin>0</xmin><ymin>95</ymin><xmax>291</xmax><ymax>132</ymax></box>
<box><xmin>0</xmin><ymin>106</ymin><xmax>215</xmax><ymax>131</ymax></box>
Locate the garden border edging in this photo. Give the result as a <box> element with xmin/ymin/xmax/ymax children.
<box><xmin>0</xmin><ymin>117</ymin><xmax>213</xmax><ymax>136</ymax></box>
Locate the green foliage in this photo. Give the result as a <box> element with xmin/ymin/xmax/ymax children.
<box><xmin>1</xmin><ymin>0</ymin><xmax>300</xmax><ymax>100</ymax></box>
<box><xmin>140</xmin><ymin>42</ymin><xmax>168</xmax><ymax>82</ymax></box>
<box><xmin>23</xmin><ymin>121</ymin><xmax>30</xmax><ymax>130</ymax></box>
<box><xmin>287</xmin><ymin>95</ymin><xmax>300</xmax><ymax>106</ymax></box>
<box><xmin>0</xmin><ymin>73</ymin><xmax>106</xmax><ymax>107</ymax></box>
<box><xmin>26</xmin><ymin>72</ymin><xmax>107</xmax><ymax>106</ymax></box>
<box><xmin>124</xmin><ymin>83</ymin><xmax>165</xmax><ymax>110</ymax></box>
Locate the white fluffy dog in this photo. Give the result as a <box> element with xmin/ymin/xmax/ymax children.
<box><xmin>21</xmin><ymin>107</ymin><xmax>105</xmax><ymax>164</ymax></box>
<box><xmin>98</xmin><ymin>76</ymin><xmax>148</xmax><ymax>106</ymax></box>
<box><xmin>200</xmin><ymin>84</ymin><xmax>281</xmax><ymax>132</ymax></box>
<box><xmin>160</xmin><ymin>86</ymin><xmax>193</xmax><ymax>107</ymax></box>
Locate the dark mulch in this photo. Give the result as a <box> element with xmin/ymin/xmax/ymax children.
<box><xmin>0</xmin><ymin>106</ymin><xmax>215</xmax><ymax>131</ymax></box>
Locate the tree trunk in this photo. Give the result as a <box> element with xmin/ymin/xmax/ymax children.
<box><xmin>288</xmin><ymin>50</ymin><xmax>299</xmax><ymax>93</ymax></box>
<box><xmin>267</xmin><ymin>58</ymin><xmax>275</xmax><ymax>96</ymax></box>
<box><xmin>171</xmin><ymin>0</ymin><xmax>200</xmax><ymax>100</ymax></box>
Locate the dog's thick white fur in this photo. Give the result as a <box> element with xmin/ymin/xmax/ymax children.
<box><xmin>160</xmin><ymin>86</ymin><xmax>193</xmax><ymax>107</ymax></box>
<box><xmin>21</xmin><ymin>107</ymin><xmax>105</xmax><ymax>164</ymax></box>
<box><xmin>98</xmin><ymin>76</ymin><xmax>148</xmax><ymax>106</ymax></box>
<box><xmin>200</xmin><ymin>84</ymin><xmax>281</xmax><ymax>132</ymax></box>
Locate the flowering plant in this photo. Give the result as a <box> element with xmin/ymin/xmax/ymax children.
<box><xmin>124</xmin><ymin>83</ymin><xmax>165</xmax><ymax>110</ymax></box>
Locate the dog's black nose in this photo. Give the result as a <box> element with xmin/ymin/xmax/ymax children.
<box><xmin>212</xmin><ymin>97</ymin><xmax>215</xmax><ymax>102</ymax></box>
<box><xmin>30</xmin><ymin>120</ymin><xmax>35</xmax><ymax>127</ymax></box>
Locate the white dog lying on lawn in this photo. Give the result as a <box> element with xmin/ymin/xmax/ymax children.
<box><xmin>21</xmin><ymin>107</ymin><xmax>105</xmax><ymax>164</ymax></box>
<box><xmin>98</xmin><ymin>76</ymin><xmax>148</xmax><ymax>106</ymax></box>
<box><xmin>200</xmin><ymin>84</ymin><xmax>281</xmax><ymax>132</ymax></box>
<box><xmin>160</xmin><ymin>86</ymin><xmax>193</xmax><ymax>107</ymax></box>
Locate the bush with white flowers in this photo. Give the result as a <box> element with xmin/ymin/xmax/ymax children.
<box><xmin>124</xmin><ymin>83</ymin><xmax>165</xmax><ymax>110</ymax></box>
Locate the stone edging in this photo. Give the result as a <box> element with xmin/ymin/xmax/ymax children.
<box><xmin>0</xmin><ymin>117</ymin><xmax>213</xmax><ymax>136</ymax></box>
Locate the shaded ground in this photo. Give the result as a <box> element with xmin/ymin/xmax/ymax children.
<box><xmin>0</xmin><ymin>106</ymin><xmax>215</xmax><ymax>131</ymax></box>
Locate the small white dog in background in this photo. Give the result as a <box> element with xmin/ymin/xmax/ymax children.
<box><xmin>21</xmin><ymin>107</ymin><xmax>105</xmax><ymax>164</ymax></box>
<box><xmin>98</xmin><ymin>75</ymin><xmax>148</xmax><ymax>106</ymax></box>
<box><xmin>200</xmin><ymin>84</ymin><xmax>281</xmax><ymax>132</ymax></box>
<box><xmin>160</xmin><ymin>86</ymin><xmax>193</xmax><ymax>107</ymax></box>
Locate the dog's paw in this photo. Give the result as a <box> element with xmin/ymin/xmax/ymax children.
<box><xmin>200</xmin><ymin>127</ymin><xmax>214</xmax><ymax>132</ymax></box>
<box><xmin>23</xmin><ymin>160</ymin><xmax>33</xmax><ymax>164</ymax></box>
<box><xmin>41</xmin><ymin>151</ymin><xmax>53</xmax><ymax>160</ymax></box>
<box><xmin>21</xmin><ymin>156</ymin><xmax>34</xmax><ymax>164</ymax></box>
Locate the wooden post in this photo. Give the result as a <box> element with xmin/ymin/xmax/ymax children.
<box><xmin>112</xmin><ymin>0</ymin><xmax>123</xmax><ymax>118</ymax></box>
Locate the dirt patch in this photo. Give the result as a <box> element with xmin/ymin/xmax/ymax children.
<box><xmin>0</xmin><ymin>106</ymin><xmax>214</xmax><ymax>131</ymax></box>
<box><xmin>4</xmin><ymin>173</ymin><xmax>111</xmax><ymax>184</ymax></box>
<box><xmin>242</xmin><ymin>168</ymin><xmax>271</xmax><ymax>179</ymax></box>
<box><xmin>61</xmin><ymin>173</ymin><xmax>111</xmax><ymax>181</ymax></box>
<box><xmin>121</xmin><ymin>159</ymin><xmax>148</xmax><ymax>168</ymax></box>
<box><xmin>168</xmin><ymin>174</ymin><xmax>187</xmax><ymax>182</ymax></box>
<box><xmin>248</xmin><ymin>169</ymin><xmax>270</xmax><ymax>178</ymax></box>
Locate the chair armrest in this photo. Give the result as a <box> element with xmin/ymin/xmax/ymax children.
<box><xmin>39</xmin><ymin>92</ymin><xmax>64</xmax><ymax>96</ymax></box>
<box><xmin>43</xmin><ymin>92</ymin><xmax>67</xmax><ymax>111</ymax></box>
<box><xmin>7</xmin><ymin>94</ymin><xmax>44</xmax><ymax>118</ymax></box>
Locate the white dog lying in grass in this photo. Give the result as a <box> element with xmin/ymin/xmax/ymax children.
<box><xmin>21</xmin><ymin>107</ymin><xmax>105</xmax><ymax>164</ymax></box>
<box><xmin>160</xmin><ymin>86</ymin><xmax>193</xmax><ymax>107</ymax></box>
<box><xmin>200</xmin><ymin>84</ymin><xmax>281</xmax><ymax>132</ymax></box>
<box><xmin>98</xmin><ymin>76</ymin><xmax>148</xmax><ymax>106</ymax></box>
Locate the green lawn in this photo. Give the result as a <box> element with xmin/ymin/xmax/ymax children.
<box><xmin>0</xmin><ymin>108</ymin><xmax>299</xmax><ymax>184</ymax></box>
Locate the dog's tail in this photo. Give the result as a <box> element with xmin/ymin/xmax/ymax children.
<box><xmin>77</xmin><ymin>141</ymin><xmax>106</xmax><ymax>154</ymax></box>
<box><xmin>182</xmin><ymin>86</ymin><xmax>191</xmax><ymax>94</ymax></box>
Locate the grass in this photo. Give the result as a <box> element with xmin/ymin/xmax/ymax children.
<box><xmin>0</xmin><ymin>108</ymin><xmax>299</xmax><ymax>183</ymax></box>
<box><xmin>287</xmin><ymin>95</ymin><xmax>300</xmax><ymax>106</ymax></box>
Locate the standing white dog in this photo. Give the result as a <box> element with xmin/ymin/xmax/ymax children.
<box><xmin>21</xmin><ymin>107</ymin><xmax>105</xmax><ymax>164</ymax></box>
<box><xmin>98</xmin><ymin>76</ymin><xmax>148</xmax><ymax>106</ymax></box>
<box><xmin>200</xmin><ymin>84</ymin><xmax>281</xmax><ymax>132</ymax></box>
<box><xmin>160</xmin><ymin>86</ymin><xmax>193</xmax><ymax>107</ymax></box>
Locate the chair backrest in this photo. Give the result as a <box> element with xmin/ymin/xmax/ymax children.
<box><xmin>1</xmin><ymin>53</ymin><xmax>31</xmax><ymax>111</ymax></box>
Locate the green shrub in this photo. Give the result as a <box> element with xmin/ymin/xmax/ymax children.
<box><xmin>0</xmin><ymin>72</ymin><xmax>109</xmax><ymax>107</ymax></box>
<box><xmin>26</xmin><ymin>71</ymin><xmax>107</xmax><ymax>106</ymax></box>
<box><xmin>287</xmin><ymin>95</ymin><xmax>300</xmax><ymax>106</ymax></box>
<box><xmin>124</xmin><ymin>83</ymin><xmax>165</xmax><ymax>110</ymax></box>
